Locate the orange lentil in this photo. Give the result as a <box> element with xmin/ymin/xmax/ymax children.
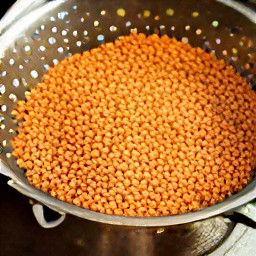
<box><xmin>12</xmin><ymin>32</ymin><xmax>256</xmax><ymax>217</ymax></box>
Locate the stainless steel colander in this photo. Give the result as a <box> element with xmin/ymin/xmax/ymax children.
<box><xmin>0</xmin><ymin>0</ymin><xmax>256</xmax><ymax>255</ymax></box>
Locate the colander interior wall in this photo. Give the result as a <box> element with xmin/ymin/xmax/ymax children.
<box><xmin>0</xmin><ymin>0</ymin><xmax>256</xmax><ymax>226</ymax></box>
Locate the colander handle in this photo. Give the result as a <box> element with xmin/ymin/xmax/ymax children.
<box><xmin>6</xmin><ymin>179</ymin><xmax>66</xmax><ymax>228</ymax></box>
<box><xmin>233</xmin><ymin>201</ymin><xmax>256</xmax><ymax>222</ymax></box>
<box><xmin>32</xmin><ymin>203</ymin><xmax>66</xmax><ymax>229</ymax></box>
<box><xmin>209</xmin><ymin>202</ymin><xmax>256</xmax><ymax>256</ymax></box>
<box><xmin>225</xmin><ymin>201</ymin><xmax>256</xmax><ymax>228</ymax></box>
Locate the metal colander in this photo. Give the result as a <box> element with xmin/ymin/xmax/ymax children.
<box><xmin>1</xmin><ymin>0</ymin><xmax>256</xmax><ymax>227</ymax></box>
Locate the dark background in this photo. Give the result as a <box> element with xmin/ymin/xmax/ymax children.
<box><xmin>1</xmin><ymin>1</ymin><xmax>15</xmax><ymax>18</ymax></box>
<box><xmin>1</xmin><ymin>1</ymin><xmax>256</xmax><ymax>256</ymax></box>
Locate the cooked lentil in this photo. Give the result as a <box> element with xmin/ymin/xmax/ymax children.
<box><xmin>12</xmin><ymin>33</ymin><xmax>256</xmax><ymax>216</ymax></box>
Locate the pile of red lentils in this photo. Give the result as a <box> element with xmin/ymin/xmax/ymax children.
<box><xmin>12</xmin><ymin>33</ymin><xmax>256</xmax><ymax>216</ymax></box>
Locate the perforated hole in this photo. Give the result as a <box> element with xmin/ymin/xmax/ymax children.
<box><xmin>216</xmin><ymin>38</ymin><xmax>221</xmax><ymax>44</ymax></box>
<box><xmin>101</xmin><ymin>10</ymin><xmax>106</xmax><ymax>15</ymax></box>
<box><xmin>30</xmin><ymin>70</ymin><xmax>38</xmax><ymax>78</ymax></box>
<box><xmin>57</xmin><ymin>47</ymin><xmax>64</xmax><ymax>53</ymax></box>
<box><xmin>48</xmin><ymin>37</ymin><xmax>56</xmax><ymax>45</ymax></box>
<box><xmin>9</xmin><ymin>58</ymin><xmax>15</xmax><ymax>66</ymax></box>
<box><xmin>97</xmin><ymin>34</ymin><xmax>104</xmax><ymax>41</ymax></box>
<box><xmin>244</xmin><ymin>63</ymin><xmax>251</xmax><ymax>70</ymax></box>
<box><xmin>212</xmin><ymin>20</ymin><xmax>219</xmax><ymax>28</ymax></box>
<box><xmin>19</xmin><ymin>64</ymin><xmax>24</xmax><ymax>70</ymax></box>
<box><xmin>239</xmin><ymin>40</ymin><xmax>244</xmax><ymax>47</ymax></box>
<box><xmin>39</xmin><ymin>45</ymin><xmax>46</xmax><ymax>52</ymax></box>
<box><xmin>1</xmin><ymin>71</ymin><xmax>7</xmax><ymax>77</ymax></box>
<box><xmin>62</xmin><ymin>29</ymin><xmax>68</xmax><ymax>36</ymax></box>
<box><xmin>159</xmin><ymin>25</ymin><xmax>166</xmax><ymax>35</ymax></box>
<box><xmin>222</xmin><ymin>50</ymin><xmax>228</xmax><ymax>56</ymax></box>
<box><xmin>247</xmin><ymin>40</ymin><xmax>254</xmax><ymax>48</ymax></box>
<box><xmin>52</xmin><ymin>59</ymin><xmax>58</xmax><ymax>66</ymax></box>
<box><xmin>97</xmin><ymin>34</ymin><xmax>105</xmax><ymax>44</ymax></box>
<box><xmin>44</xmin><ymin>64</ymin><xmax>50</xmax><ymax>71</ymax></box>
<box><xmin>24</xmin><ymin>44</ymin><xmax>32</xmax><ymax>55</ymax></box>
<box><xmin>9</xmin><ymin>93</ymin><xmax>17</xmax><ymax>102</ymax></box>
<box><xmin>230</xmin><ymin>57</ymin><xmax>238</xmax><ymax>63</ymax></box>
<box><xmin>126</xmin><ymin>21</ymin><xmax>131</xmax><ymax>27</ymax></box>
<box><xmin>58</xmin><ymin>11</ymin><xmax>68</xmax><ymax>20</ymax></box>
<box><xmin>143</xmin><ymin>10</ymin><xmax>151</xmax><ymax>18</ymax></box>
<box><xmin>196</xmin><ymin>29</ymin><xmax>202</xmax><ymax>35</ymax></box>
<box><xmin>73</xmin><ymin>30</ymin><xmax>78</xmax><ymax>37</ymax></box>
<box><xmin>21</xmin><ymin>78</ymin><xmax>27</xmax><ymax>87</ymax></box>
<box><xmin>185</xmin><ymin>25</ymin><xmax>191</xmax><ymax>31</ymax></box>
<box><xmin>117</xmin><ymin>8</ymin><xmax>126</xmax><ymax>17</ymax></box>
<box><xmin>0</xmin><ymin>84</ymin><xmax>5</xmax><ymax>94</ymax></box>
<box><xmin>6</xmin><ymin>153</ymin><xmax>12</xmax><ymax>158</ymax></box>
<box><xmin>12</xmin><ymin>79</ymin><xmax>19</xmax><ymax>87</ymax></box>
<box><xmin>94</xmin><ymin>20</ymin><xmax>100</xmax><ymax>27</ymax></box>
<box><xmin>166</xmin><ymin>8</ymin><xmax>174</xmax><ymax>16</ymax></box>
<box><xmin>9</xmin><ymin>128</ymin><xmax>15</xmax><ymax>133</ymax></box>
<box><xmin>1</xmin><ymin>105</ymin><xmax>7</xmax><ymax>112</ymax></box>
<box><xmin>192</xmin><ymin>11</ymin><xmax>199</xmax><ymax>18</ymax></box>
<box><xmin>131</xmin><ymin>28</ymin><xmax>138</xmax><ymax>33</ymax></box>
<box><xmin>182</xmin><ymin>37</ymin><xmax>189</xmax><ymax>44</ymax></box>
<box><xmin>52</xmin><ymin>27</ymin><xmax>58</xmax><ymax>33</ymax></box>
<box><xmin>32</xmin><ymin>31</ymin><xmax>40</xmax><ymax>40</ymax></box>
<box><xmin>76</xmin><ymin>41</ymin><xmax>82</xmax><ymax>47</ymax></box>
<box><xmin>202</xmin><ymin>41</ymin><xmax>211</xmax><ymax>51</ymax></box>
<box><xmin>25</xmin><ymin>91</ymin><xmax>30</xmax><ymax>98</ymax></box>
<box><xmin>232</xmin><ymin>48</ymin><xmax>238</xmax><ymax>56</ymax></box>
<box><xmin>110</xmin><ymin>26</ymin><xmax>117</xmax><ymax>32</ymax></box>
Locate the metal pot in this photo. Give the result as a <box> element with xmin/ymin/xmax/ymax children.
<box><xmin>0</xmin><ymin>0</ymin><xmax>256</xmax><ymax>255</ymax></box>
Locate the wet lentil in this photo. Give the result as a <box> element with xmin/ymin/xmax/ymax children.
<box><xmin>12</xmin><ymin>33</ymin><xmax>256</xmax><ymax>216</ymax></box>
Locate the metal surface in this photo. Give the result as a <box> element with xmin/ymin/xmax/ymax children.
<box><xmin>55</xmin><ymin>217</ymin><xmax>233</xmax><ymax>256</ymax></box>
<box><xmin>0</xmin><ymin>0</ymin><xmax>256</xmax><ymax>255</ymax></box>
<box><xmin>1</xmin><ymin>0</ymin><xmax>256</xmax><ymax>227</ymax></box>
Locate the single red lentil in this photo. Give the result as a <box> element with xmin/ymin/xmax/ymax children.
<box><xmin>12</xmin><ymin>32</ymin><xmax>256</xmax><ymax>217</ymax></box>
